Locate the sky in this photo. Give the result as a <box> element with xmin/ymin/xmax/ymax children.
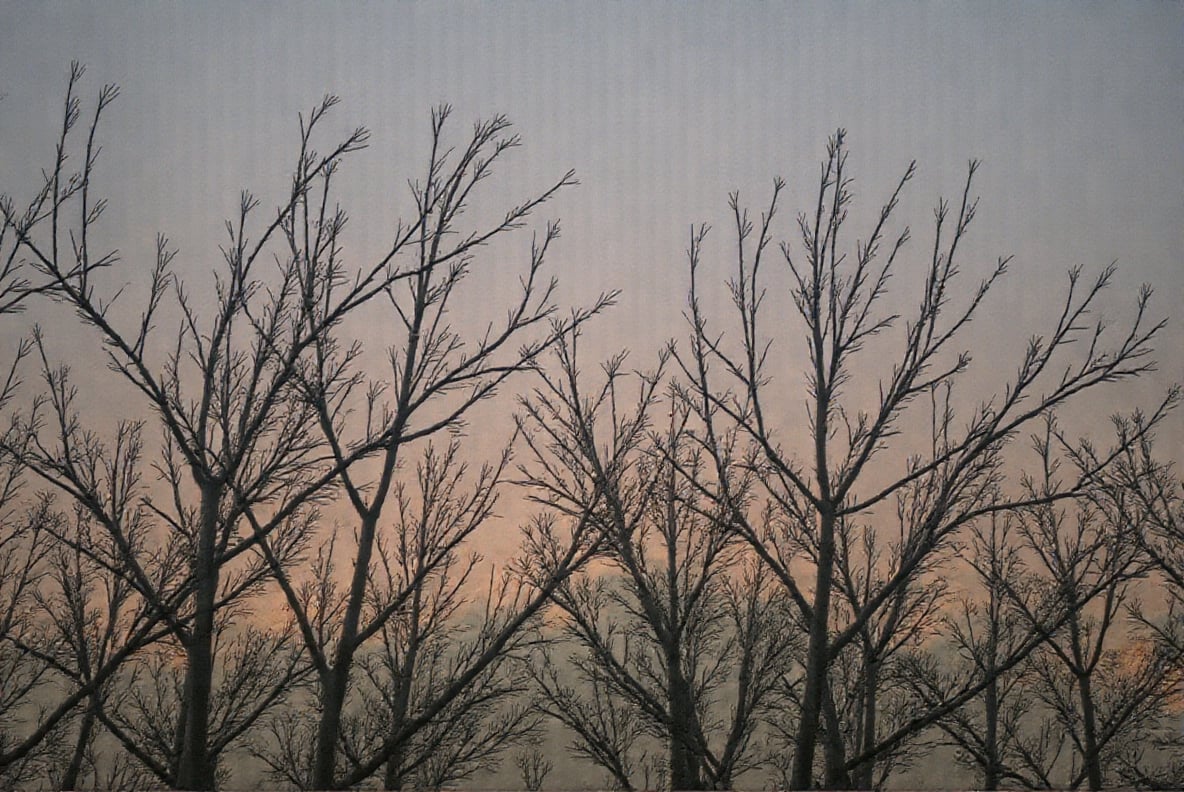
<box><xmin>3</xmin><ymin>0</ymin><xmax>1180</xmax><ymax>447</ymax></box>
<box><xmin>1</xmin><ymin>0</ymin><xmax>1180</xmax><ymax>502</ymax></box>
<box><xmin>0</xmin><ymin>3</ymin><xmax>1181</xmax><ymax>787</ymax></box>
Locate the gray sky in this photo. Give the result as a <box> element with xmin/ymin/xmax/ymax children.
<box><xmin>2</xmin><ymin>2</ymin><xmax>1181</xmax><ymax>468</ymax></box>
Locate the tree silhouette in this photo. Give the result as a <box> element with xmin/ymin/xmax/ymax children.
<box><xmin>675</xmin><ymin>129</ymin><xmax>1174</xmax><ymax>788</ymax></box>
<box><xmin>531</xmin><ymin>375</ymin><xmax>797</xmax><ymax>789</ymax></box>
<box><xmin>0</xmin><ymin>63</ymin><xmax>1179</xmax><ymax>791</ymax></box>
<box><xmin>3</xmin><ymin>64</ymin><xmax>409</xmax><ymax>789</ymax></box>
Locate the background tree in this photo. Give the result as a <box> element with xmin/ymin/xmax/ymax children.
<box><xmin>676</xmin><ymin>129</ymin><xmax>1170</xmax><ymax>789</ymax></box>
<box><xmin>1104</xmin><ymin>413</ymin><xmax>1184</xmax><ymax>786</ymax></box>
<box><xmin>1017</xmin><ymin>430</ymin><xmax>1184</xmax><ymax>790</ymax></box>
<box><xmin>1113</xmin><ymin>417</ymin><xmax>1184</xmax><ymax>597</ymax></box>
<box><xmin>515</xmin><ymin>336</ymin><xmax>665</xmax><ymax>789</ymax></box>
<box><xmin>922</xmin><ymin>511</ymin><xmax>1058</xmax><ymax>790</ymax></box>
<box><xmin>353</xmin><ymin>451</ymin><xmax>542</xmax><ymax>791</ymax></box>
<box><xmin>532</xmin><ymin>389</ymin><xmax>797</xmax><ymax>790</ymax></box>
<box><xmin>0</xmin><ymin>64</ymin><xmax>406</xmax><ymax>789</ymax></box>
<box><xmin>908</xmin><ymin>425</ymin><xmax>1184</xmax><ymax>792</ymax></box>
<box><xmin>515</xmin><ymin>747</ymin><xmax>554</xmax><ymax>792</ymax></box>
<box><xmin>0</xmin><ymin>308</ymin><xmax>156</xmax><ymax>791</ymax></box>
<box><xmin>1016</xmin><ymin>469</ymin><xmax>1146</xmax><ymax>790</ymax></box>
<box><xmin>0</xmin><ymin>64</ymin><xmax>136</xmax><ymax>785</ymax></box>
<box><xmin>237</xmin><ymin>103</ymin><xmax>613</xmax><ymax>789</ymax></box>
<box><xmin>251</xmin><ymin>444</ymin><xmax>542</xmax><ymax>790</ymax></box>
<box><xmin>829</xmin><ymin>515</ymin><xmax>948</xmax><ymax>789</ymax></box>
<box><xmin>31</xmin><ymin>501</ymin><xmax>161</xmax><ymax>791</ymax></box>
<box><xmin>0</xmin><ymin>420</ymin><xmax>59</xmax><ymax>788</ymax></box>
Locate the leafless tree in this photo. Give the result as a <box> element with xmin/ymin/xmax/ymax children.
<box><xmin>0</xmin><ymin>351</ymin><xmax>178</xmax><ymax>786</ymax></box>
<box><xmin>363</xmin><ymin>523</ymin><xmax>543</xmax><ymax>789</ymax></box>
<box><xmin>0</xmin><ymin>434</ymin><xmax>58</xmax><ymax>787</ymax></box>
<box><xmin>251</xmin><ymin>446</ymin><xmax>543</xmax><ymax>790</ymax></box>
<box><xmin>515</xmin><ymin>746</ymin><xmax>554</xmax><ymax>792</ymax></box>
<box><xmin>526</xmin><ymin>337</ymin><xmax>797</xmax><ymax>789</ymax></box>
<box><xmin>1102</xmin><ymin>416</ymin><xmax>1184</xmax><ymax>786</ymax></box>
<box><xmin>229</xmin><ymin>102</ymin><xmax>613</xmax><ymax>789</ymax></box>
<box><xmin>675</xmin><ymin>128</ymin><xmax>1172</xmax><ymax>788</ymax></box>
<box><xmin>1012</xmin><ymin>434</ymin><xmax>1184</xmax><ymax>791</ymax></box>
<box><xmin>919</xmin><ymin>511</ymin><xmax>1050</xmax><ymax>790</ymax></box>
<box><xmin>829</xmin><ymin>516</ymin><xmax>949</xmax><ymax>789</ymax></box>
<box><xmin>0</xmin><ymin>64</ymin><xmax>118</xmax><ymax>785</ymax></box>
<box><xmin>0</xmin><ymin>63</ymin><xmax>405</xmax><ymax>789</ymax></box>
<box><xmin>516</xmin><ymin>335</ymin><xmax>669</xmax><ymax>790</ymax></box>
<box><xmin>532</xmin><ymin>632</ymin><xmax>653</xmax><ymax>790</ymax></box>
<box><xmin>1017</xmin><ymin>475</ymin><xmax>1143</xmax><ymax>789</ymax></box>
<box><xmin>27</xmin><ymin>504</ymin><xmax>159</xmax><ymax>791</ymax></box>
<box><xmin>1103</xmin><ymin>411</ymin><xmax>1183</xmax><ymax>578</ymax></box>
<box><xmin>4</xmin><ymin>64</ymin><xmax>615</xmax><ymax>790</ymax></box>
<box><xmin>539</xmin><ymin>556</ymin><xmax>795</xmax><ymax>791</ymax></box>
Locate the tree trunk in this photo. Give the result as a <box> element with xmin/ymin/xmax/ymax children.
<box><xmin>312</xmin><ymin>666</ymin><xmax>348</xmax><ymax>790</ymax></box>
<box><xmin>312</xmin><ymin>512</ymin><xmax>380</xmax><ymax>789</ymax></box>
<box><xmin>853</xmin><ymin>654</ymin><xmax>878</xmax><ymax>790</ymax></box>
<box><xmin>667</xmin><ymin>652</ymin><xmax>704</xmax><ymax>790</ymax></box>
<box><xmin>1077</xmin><ymin>672</ymin><xmax>1103</xmax><ymax>792</ymax></box>
<box><xmin>59</xmin><ymin>694</ymin><xmax>98</xmax><ymax>790</ymax></box>
<box><xmin>382</xmin><ymin>589</ymin><xmax>420</xmax><ymax>791</ymax></box>
<box><xmin>818</xmin><ymin>679</ymin><xmax>851</xmax><ymax>789</ymax></box>
<box><xmin>382</xmin><ymin>745</ymin><xmax>405</xmax><ymax>792</ymax></box>
<box><xmin>792</xmin><ymin>505</ymin><xmax>836</xmax><ymax>790</ymax></box>
<box><xmin>983</xmin><ymin>672</ymin><xmax>999</xmax><ymax>790</ymax></box>
<box><xmin>175</xmin><ymin>484</ymin><xmax>221</xmax><ymax>791</ymax></box>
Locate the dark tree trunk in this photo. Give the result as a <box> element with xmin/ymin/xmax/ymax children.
<box><xmin>853</xmin><ymin>654</ymin><xmax>878</xmax><ymax>790</ymax></box>
<box><xmin>668</xmin><ymin>652</ymin><xmax>705</xmax><ymax>790</ymax></box>
<box><xmin>983</xmin><ymin>672</ymin><xmax>999</xmax><ymax>790</ymax></box>
<box><xmin>312</xmin><ymin>512</ymin><xmax>380</xmax><ymax>790</ymax></box>
<box><xmin>821</xmin><ymin>679</ymin><xmax>852</xmax><ymax>789</ymax></box>
<box><xmin>175</xmin><ymin>484</ymin><xmax>221</xmax><ymax>791</ymax></box>
<box><xmin>382</xmin><ymin>744</ymin><xmax>405</xmax><ymax>792</ymax></box>
<box><xmin>1078</xmin><ymin>672</ymin><xmax>1103</xmax><ymax>792</ymax></box>
<box><xmin>792</xmin><ymin>505</ymin><xmax>836</xmax><ymax>790</ymax></box>
<box><xmin>59</xmin><ymin>695</ymin><xmax>98</xmax><ymax>790</ymax></box>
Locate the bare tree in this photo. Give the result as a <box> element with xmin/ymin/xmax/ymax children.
<box><xmin>0</xmin><ymin>64</ymin><xmax>128</xmax><ymax>785</ymax></box>
<box><xmin>921</xmin><ymin>511</ymin><xmax>1056</xmax><ymax>790</ymax></box>
<box><xmin>675</xmin><ymin>129</ymin><xmax>1171</xmax><ymax>788</ymax></box>
<box><xmin>0</xmin><ymin>442</ymin><xmax>58</xmax><ymax>788</ymax></box>
<box><xmin>1103</xmin><ymin>415</ymin><xmax>1184</xmax><ymax>786</ymax></box>
<box><xmin>225</xmin><ymin>102</ymin><xmax>614</xmax><ymax>789</ymax></box>
<box><xmin>902</xmin><ymin>433</ymin><xmax>1184</xmax><ymax>792</ymax></box>
<box><xmin>0</xmin><ymin>349</ymin><xmax>177</xmax><ymax>786</ymax></box>
<box><xmin>0</xmin><ymin>63</ymin><xmax>411</xmax><ymax>789</ymax></box>
<box><xmin>29</xmin><ymin>504</ymin><xmax>157</xmax><ymax>791</ymax></box>
<box><xmin>539</xmin><ymin>556</ymin><xmax>794</xmax><ymax>791</ymax></box>
<box><xmin>516</xmin><ymin>335</ymin><xmax>670</xmax><ymax>790</ymax></box>
<box><xmin>515</xmin><ymin>746</ymin><xmax>553</xmax><ymax>792</ymax></box>
<box><xmin>1107</xmin><ymin>410</ymin><xmax>1184</xmax><ymax>628</ymax></box>
<box><xmin>1012</xmin><ymin>436</ymin><xmax>1184</xmax><ymax>791</ymax></box>
<box><xmin>766</xmin><ymin>510</ymin><xmax>940</xmax><ymax>789</ymax></box>
<box><xmin>525</xmin><ymin>338</ymin><xmax>796</xmax><ymax>789</ymax></box>
<box><xmin>355</xmin><ymin>453</ymin><xmax>543</xmax><ymax>791</ymax></box>
<box><xmin>1017</xmin><ymin>481</ymin><xmax>1142</xmax><ymax>789</ymax></box>
<box><xmin>0</xmin><ymin>200</ymin><xmax>45</xmax><ymax>785</ymax></box>
<box><xmin>532</xmin><ymin>610</ymin><xmax>655</xmax><ymax>790</ymax></box>
<box><xmin>298</xmin><ymin>335</ymin><xmax>620</xmax><ymax>789</ymax></box>
<box><xmin>251</xmin><ymin>445</ymin><xmax>543</xmax><ymax>790</ymax></box>
<box><xmin>5</xmin><ymin>65</ymin><xmax>616</xmax><ymax>790</ymax></box>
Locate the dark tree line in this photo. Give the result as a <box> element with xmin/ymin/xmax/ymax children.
<box><xmin>0</xmin><ymin>65</ymin><xmax>1180</xmax><ymax>791</ymax></box>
